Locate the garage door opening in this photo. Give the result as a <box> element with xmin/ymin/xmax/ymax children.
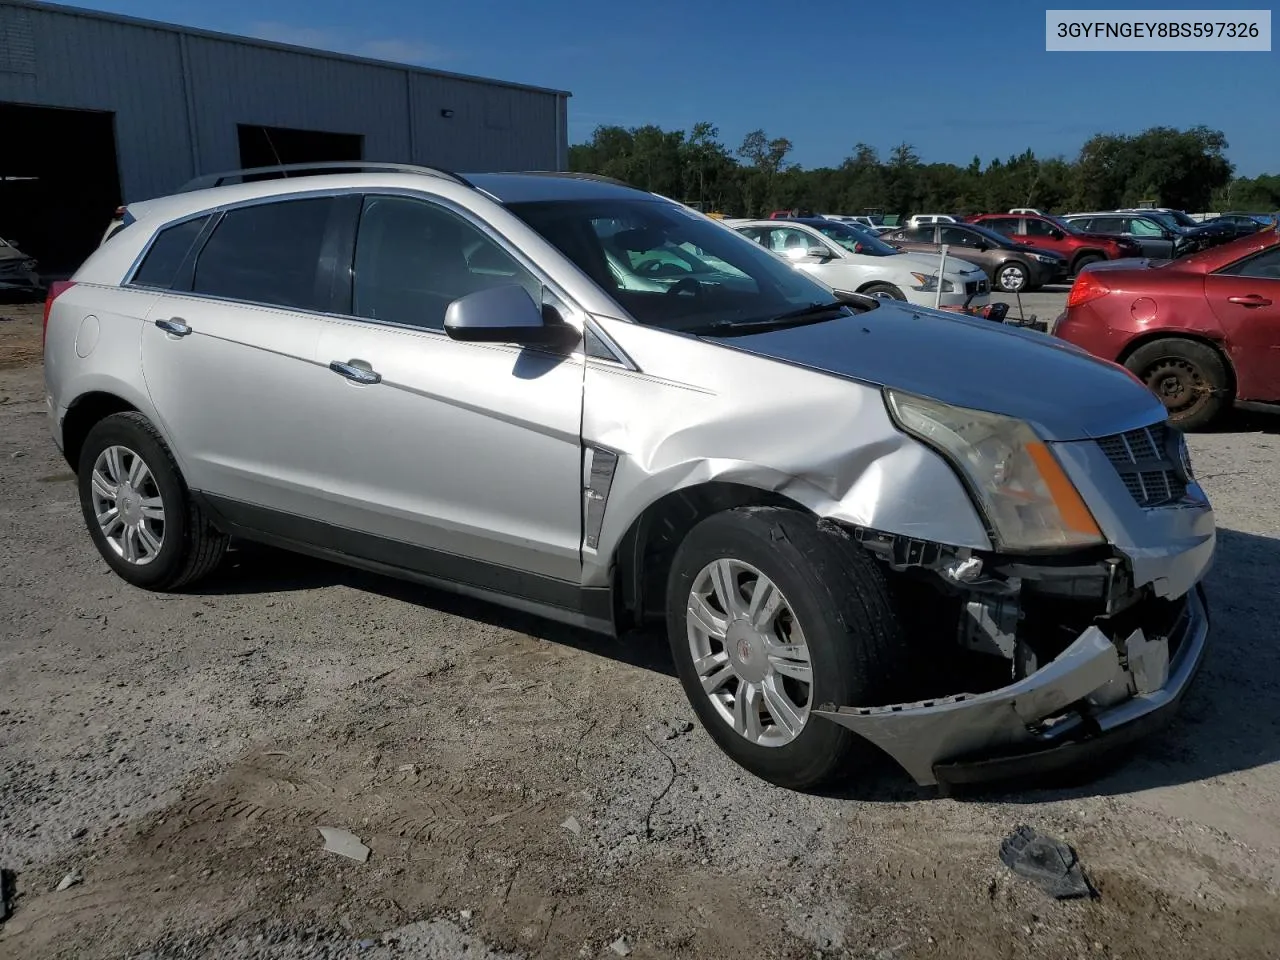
<box><xmin>237</xmin><ymin>124</ymin><xmax>364</xmax><ymax>179</ymax></box>
<box><xmin>0</xmin><ymin>103</ymin><xmax>122</xmax><ymax>280</ymax></box>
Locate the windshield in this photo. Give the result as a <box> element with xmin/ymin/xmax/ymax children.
<box><xmin>810</xmin><ymin>221</ymin><xmax>898</xmax><ymax>256</ymax></box>
<box><xmin>1166</xmin><ymin>210</ymin><xmax>1199</xmax><ymax>228</ymax></box>
<box><xmin>963</xmin><ymin>224</ymin><xmax>1016</xmax><ymax>247</ymax></box>
<box><xmin>507</xmin><ymin>199</ymin><xmax>845</xmax><ymax>332</ymax></box>
<box><xmin>1044</xmin><ymin>214</ymin><xmax>1080</xmax><ymax>235</ymax></box>
<box><xmin>1143</xmin><ymin>212</ymin><xmax>1185</xmax><ymax>232</ymax></box>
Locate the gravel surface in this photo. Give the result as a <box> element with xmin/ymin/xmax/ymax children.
<box><xmin>3</xmin><ymin>296</ymin><xmax>1280</xmax><ymax>959</ymax></box>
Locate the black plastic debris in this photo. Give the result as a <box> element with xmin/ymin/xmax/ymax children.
<box><xmin>1</xmin><ymin>867</ymin><xmax>15</xmax><ymax>923</ymax></box>
<box><xmin>999</xmin><ymin>825</ymin><xmax>1094</xmax><ymax>900</ymax></box>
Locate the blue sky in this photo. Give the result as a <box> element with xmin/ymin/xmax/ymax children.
<box><xmin>70</xmin><ymin>0</ymin><xmax>1278</xmax><ymax>175</ymax></box>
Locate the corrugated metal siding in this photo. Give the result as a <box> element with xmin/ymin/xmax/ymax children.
<box><xmin>183</xmin><ymin>35</ymin><xmax>412</xmax><ymax>174</ymax></box>
<box><xmin>1</xmin><ymin>0</ymin><xmax>568</xmax><ymax>201</ymax></box>
<box><xmin>0</xmin><ymin>3</ymin><xmax>192</xmax><ymax>200</ymax></box>
<box><xmin>409</xmin><ymin>75</ymin><xmax>560</xmax><ymax>172</ymax></box>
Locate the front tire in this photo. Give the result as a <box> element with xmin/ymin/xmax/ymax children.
<box><xmin>996</xmin><ymin>261</ymin><xmax>1030</xmax><ymax>293</ymax></box>
<box><xmin>1071</xmin><ymin>253</ymin><xmax>1103</xmax><ymax>275</ymax></box>
<box><xmin>77</xmin><ymin>412</ymin><xmax>228</xmax><ymax>589</ymax></box>
<box><xmin>665</xmin><ymin>507</ymin><xmax>910</xmax><ymax>790</ymax></box>
<box><xmin>1123</xmin><ymin>339</ymin><xmax>1231</xmax><ymax>431</ymax></box>
<box><xmin>861</xmin><ymin>282</ymin><xmax>906</xmax><ymax>300</ymax></box>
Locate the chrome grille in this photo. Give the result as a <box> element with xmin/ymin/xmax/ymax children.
<box><xmin>1096</xmin><ymin>423</ymin><xmax>1188</xmax><ymax>508</ymax></box>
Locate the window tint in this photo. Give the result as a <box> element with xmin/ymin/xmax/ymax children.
<box><xmin>984</xmin><ymin>217</ymin><xmax>1020</xmax><ymax>236</ymax></box>
<box><xmin>901</xmin><ymin>226</ymin><xmax>934</xmax><ymax>242</ymax></box>
<box><xmin>351</xmin><ymin>195</ymin><xmax>540</xmax><ymax>330</ymax></box>
<box><xmin>132</xmin><ymin>216</ymin><xmax>209</xmax><ymax>289</ymax></box>
<box><xmin>192</xmin><ymin>198</ymin><xmax>335</xmax><ymax>310</ymax></box>
<box><xmin>1218</xmin><ymin>247</ymin><xmax>1280</xmax><ymax>280</ymax></box>
<box><xmin>1086</xmin><ymin>217</ymin><xmax>1124</xmax><ymax>233</ymax></box>
<box><xmin>1023</xmin><ymin>218</ymin><xmax>1057</xmax><ymax>237</ymax></box>
<box><xmin>940</xmin><ymin>226</ymin><xmax>977</xmax><ymax>246</ymax></box>
<box><xmin>1126</xmin><ymin>217</ymin><xmax>1164</xmax><ymax>237</ymax></box>
<box><xmin>766</xmin><ymin>227</ymin><xmax>827</xmax><ymax>253</ymax></box>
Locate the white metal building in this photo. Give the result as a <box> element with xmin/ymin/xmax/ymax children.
<box><xmin>0</xmin><ymin>0</ymin><xmax>571</xmax><ymax>271</ymax></box>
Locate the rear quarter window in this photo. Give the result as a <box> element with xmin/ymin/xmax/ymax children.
<box><xmin>191</xmin><ymin>197</ymin><xmax>336</xmax><ymax>311</ymax></box>
<box><xmin>131</xmin><ymin>216</ymin><xmax>210</xmax><ymax>289</ymax></box>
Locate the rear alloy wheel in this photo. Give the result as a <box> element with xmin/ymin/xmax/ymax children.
<box><xmin>1124</xmin><ymin>338</ymin><xmax>1230</xmax><ymax>431</ymax></box>
<box><xmin>78</xmin><ymin>412</ymin><xmax>229</xmax><ymax>589</ymax></box>
<box><xmin>666</xmin><ymin>507</ymin><xmax>910</xmax><ymax>790</ymax></box>
<box><xmin>996</xmin><ymin>261</ymin><xmax>1029</xmax><ymax>292</ymax></box>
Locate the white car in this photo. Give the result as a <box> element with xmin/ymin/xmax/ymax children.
<box><xmin>733</xmin><ymin>218</ymin><xmax>989</xmax><ymax>309</ymax></box>
<box><xmin>906</xmin><ymin>214</ymin><xmax>961</xmax><ymax>227</ymax></box>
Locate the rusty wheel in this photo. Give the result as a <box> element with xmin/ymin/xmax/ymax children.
<box><xmin>1124</xmin><ymin>338</ymin><xmax>1229</xmax><ymax>431</ymax></box>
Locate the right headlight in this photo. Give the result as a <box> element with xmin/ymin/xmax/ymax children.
<box><xmin>884</xmin><ymin>390</ymin><xmax>1104</xmax><ymax>552</ymax></box>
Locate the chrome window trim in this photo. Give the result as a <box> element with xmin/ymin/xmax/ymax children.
<box><xmin>118</xmin><ymin>184</ymin><xmax>640</xmax><ymax>371</ymax></box>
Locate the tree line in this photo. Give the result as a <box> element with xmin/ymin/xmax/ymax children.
<box><xmin>568</xmin><ymin>122</ymin><xmax>1278</xmax><ymax>219</ymax></box>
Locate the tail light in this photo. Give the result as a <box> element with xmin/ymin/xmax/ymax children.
<box><xmin>1066</xmin><ymin>271</ymin><xmax>1110</xmax><ymax>309</ymax></box>
<box><xmin>42</xmin><ymin>280</ymin><xmax>76</xmax><ymax>348</ymax></box>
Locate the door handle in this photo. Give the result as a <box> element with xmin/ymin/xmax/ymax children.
<box><xmin>154</xmin><ymin>318</ymin><xmax>192</xmax><ymax>336</ymax></box>
<box><xmin>329</xmin><ymin>360</ymin><xmax>381</xmax><ymax>385</ymax></box>
<box><xmin>1227</xmin><ymin>294</ymin><xmax>1272</xmax><ymax>306</ymax></box>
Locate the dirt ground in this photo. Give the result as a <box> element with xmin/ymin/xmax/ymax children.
<box><xmin>3</xmin><ymin>297</ymin><xmax>1280</xmax><ymax>960</ymax></box>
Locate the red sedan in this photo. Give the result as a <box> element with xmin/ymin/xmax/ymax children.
<box><xmin>1053</xmin><ymin>227</ymin><xmax>1280</xmax><ymax>430</ymax></box>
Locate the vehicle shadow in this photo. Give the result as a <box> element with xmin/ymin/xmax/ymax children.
<box><xmin>191</xmin><ymin>526</ymin><xmax>1279</xmax><ymax>803</ymax></box>
<box><xmin>191</xmin><ymin>542</ymin><xmax>678</xmax><ymax>678</ymax></box>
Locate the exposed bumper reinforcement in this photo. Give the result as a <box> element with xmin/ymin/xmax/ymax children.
<box><xmin>815</xmin><ymin>586</ymin><xmax>1209</xmax><ymax>787</ymax></box>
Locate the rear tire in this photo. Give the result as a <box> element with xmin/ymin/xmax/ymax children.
<box><xmin>862</xmin><ymin>282</ymin><xmax>906</xmax><ymax>300</ymax></box>
<box><xmin>1071</xmin><ymin>253</ymin><xmax>1103</xmax><ymax>275</ymax></box>
<box><xmin>665</xmin><ymin>507</ymin><xmax>910</xmax><ymax>790</ymax></box>
<box><xmin>1123</xmin><ymin>338</ymin><xmax>1231</xmax><ymax>431</ymax></box>
<box><xmin>77</xmin><ymin>412</ymin><xmax>228</xmax><ymax>589</ymax></box>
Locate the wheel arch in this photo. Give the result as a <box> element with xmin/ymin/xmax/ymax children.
<box><xmin>61</xmin><ymin>391</ymin><xmax>141</xmax><ymax>470</ymax></box>
<box><xmin>611</xmin><ymin>481</ymin><xmax>816</xmax><ymax>631</ymax></box>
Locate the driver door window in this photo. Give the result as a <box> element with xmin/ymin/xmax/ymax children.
<box><xmin>352</xmin><ymin>195</ymin><xmax>541</xmax><ymax>330</ymax></box>
<box><xmin>984</xmin><ymin>217</ymin><xmax>1020</xmax><ymax>236</ymax></box>
<box><xmin>767</xmin><ymin>227</ymin><xmax>829</xmax><ymax>255</ymax></box>
<box><xmin>1023</xmin><ymin>218</ymin><xmax>1057</xmax><ymax>238</ymax></box>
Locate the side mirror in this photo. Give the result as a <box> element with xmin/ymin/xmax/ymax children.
<box><xmin>975</xmin><ymin>241</ymin><xmax>989</xmax><ymax>251</ymax></box>
<box><xmin>1050</xmin><ymin>228</ymin><xmax>1065</xmax><ymax>239</ymax></box>
<box><xmin>444</xmin><ymin>284</ymin><xmax>576</xmax><ymax>347</ymax></box>
<box><xmin>805</xmin><ymin>246</ymin><xmax>833</xmax><ymax>261</ymax></box>
<box><xmin>1162</xmin><ymin>229</ymin><xmax>1175</xmax><ymax>240</ymax></box>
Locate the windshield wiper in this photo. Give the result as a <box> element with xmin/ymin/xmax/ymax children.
<box><xmin>688</xmin><ymin>301</ymin><xmax>848</xmax><ymax>337</ymax></box>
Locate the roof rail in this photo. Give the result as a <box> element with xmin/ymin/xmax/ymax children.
<box><xmin>512</xmin><ymin>171</ymin><xmax>635</xmax><ymax>188</ymax></box>
<box><xmin>178</xmin><ymin>161</ymin><xmax>474</xmax><ymax>193</ymax></box>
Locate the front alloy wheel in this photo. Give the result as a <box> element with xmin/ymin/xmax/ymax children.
<box><xmin>90</xmin><ymin>445</ymin><xmax>166</xmax><ymax>564</ymax></box>
<box><xmin>665</xmin><ymin>507</ymin><xmax>911</xmax><ymax>790</ymax></box>
<box><xmin>688</xmin><ymin>559</ymin><xmax>813</xmax><ymax>746</ymax></box>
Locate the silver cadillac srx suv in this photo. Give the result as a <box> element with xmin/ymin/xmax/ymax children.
<box><xmin>44</xmin><ymin>163</ymin><xmax>1214</xmax><ymax>791</ymax></box>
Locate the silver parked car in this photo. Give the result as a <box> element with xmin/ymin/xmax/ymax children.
<box><xmin>44</xmin><ymin>163</ymin><xmax>1214</xmax><ymax>791</ymax></box>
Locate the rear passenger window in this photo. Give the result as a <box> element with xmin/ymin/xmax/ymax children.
<box><xmin>351</xmin><ymin>195</ymin><xmax>540</xmax><ymax>331</ymax></box>
<box><xmin>132</xmin><ymin>216</ymin><xmax>209</xmax><ymax>289</ymax></box>
<box><xmin>1218</xmin><ymin>247</ymin><xmax>1280</xmax><ymax>280</ymax></box>
<box><xmin>192</xmin><ymin>198</ymin><xmax>335</xmax><ymax>310</ymax></box>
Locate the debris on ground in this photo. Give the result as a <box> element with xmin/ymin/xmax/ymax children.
<box><xmin>316</xmin><ymin>827</ymin><xmax>371</xmax><ymax>863</ymax></box>
<box><xmin>55</xmin><ymin>871</ymin><xmax>82</xmax><ymax>892</ymax></box>
<box><xmin>609</xmin><ymin>935</ymin><xmax>633</xmax><ymax>956</ymax></box>
<box><xmin>647</xmin><ymin>718</ymin><xmax>695</xmax><ymax>741</ymax></box>
<box><xmin>999</xmin><ymin>825</ymin><xmax>1093</xmax><ymax>900</ymax></box>
<box><xmin>561</xmin><ymin>816</ymin><xmax>582</xmax><ymax>835</ymax></box>
<box><xmin>460</xmin><ymin>909</ymin><xmax>474</xmax><ymax>921</ymax></box>
<box><xmin>1</xmin><ymin>868</ymin><xmax>15</xmax><ymax>922</ymax></box>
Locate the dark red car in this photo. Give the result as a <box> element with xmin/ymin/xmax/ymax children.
<box><xmin>1053</xmin><ymin>227</ymin><xmax>1280</xmax><ymax>430</ymax></box>
<box><xmin>966</xmin><ymin>212</ymin><xmax>1143</xmax><ymax>276</ymax></box>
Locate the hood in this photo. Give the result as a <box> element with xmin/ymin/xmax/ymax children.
<box><xmin>894</xmin><ymin>251</ymin><xmax>985</xmax><ymax>276</ymax></box>
<box><xmin>1018</xmin><ymin>245</ymin><xmax>1067</xmax><ymax>261</ymax></box>
<box><xmin>702</xmin><ymin>304</ymin><xmax>1166</xmax><ymax>441</ymax></box>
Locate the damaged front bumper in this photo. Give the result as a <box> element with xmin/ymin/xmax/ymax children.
<box><xmin>815</xmin><ymin>585</ymin><xmax>1209</xmax><ymax>788</ymax></box>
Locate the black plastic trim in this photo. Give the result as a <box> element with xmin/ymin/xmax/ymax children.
<box><xmin>196</xmin><ymin>494</ymin><xmax>615</xmax><ymax>634</ymax></box>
